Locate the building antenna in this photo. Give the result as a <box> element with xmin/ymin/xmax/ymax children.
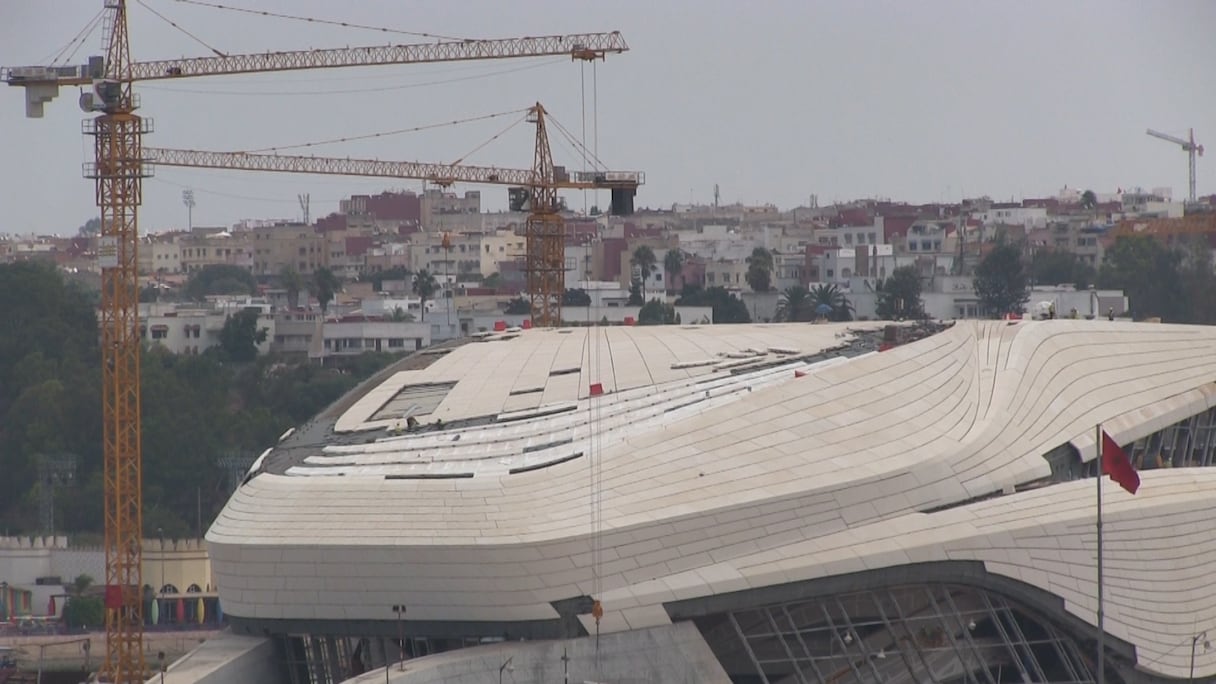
<box><xmin>298</xmin><ymin>193</ymin><xmax>311</xmax><ymax>225</ymax></box>
<box><xmin>713</xmin><ymin>183</ymin><xmax>720</xmax><ymax>209</ymax></box>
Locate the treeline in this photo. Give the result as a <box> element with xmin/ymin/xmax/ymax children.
<box><xmin>0</xmin><ymin>262</ymin><xmax>399</xmax><ymax>538</ymax></box>
<box><xmin>964</xmin><ymin>232</ymin><xmax>1216</xmax><ymax>322</ymax></box>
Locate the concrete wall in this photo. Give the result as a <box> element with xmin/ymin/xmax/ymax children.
<box><xmin>345</xmin><ymin>621</ymin><xmax>730</xmax><ymax>684</ymax></box>
<box><xmin>0</xmin><ymin>536</ymin><xmax>212</xmax><ymax>595</ymax></box>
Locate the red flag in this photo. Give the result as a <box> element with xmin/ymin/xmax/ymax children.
<box><xmin>1102</xmin><ymin>430</ymin><xmax>1140</xmax><ymax>494</ymax></box>
<box><xmin>589</xmin><ymin>383</ymin><xmax>604</xmax><ymax>397</ymax></box>
<box><xmin>794</xmin><ymin>370</ymin><xmax>807</xmax><ymax>378</ymax></box>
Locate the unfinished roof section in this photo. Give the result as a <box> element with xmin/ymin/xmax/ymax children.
<box><xmin>335</xmin><ymin>322</ymin><xmax>891</xmax><ymax>433</ymax></box>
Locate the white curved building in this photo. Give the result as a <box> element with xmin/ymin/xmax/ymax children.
<box><xmin>203</xmin><ymin>320</ymin><xmax>1216</xmax><ymax>684</ymax></box>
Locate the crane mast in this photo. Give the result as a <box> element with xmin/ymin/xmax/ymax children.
<box><xmin>89</xmin><ymin>3</ymin><xmax>149</xmax><ymax>681</ymax></box>
<box><xmin>4</xmin><ymin>4</ymin><xmax>627</xmax><ymax>680</ymax></box>
<box><xmin>1146</xmin><ymin>127</ymin><xmax>1205</xmax><ymax>204</ymax></box>
<box><xmin>526</xmin><ymin>103</ymin><xmax>564</xmax><ymax>326</ymax></box>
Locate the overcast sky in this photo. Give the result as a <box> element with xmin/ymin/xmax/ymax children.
<box><xmin>1</xmin><ymin>0</ymin><xmax>1213</xmax><ymax>235</ymax></box>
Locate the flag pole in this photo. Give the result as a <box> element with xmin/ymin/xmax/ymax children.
<box><xmin>1096</xmin><ymin>423</ymin><xmax>1105</xmax><ymax>684</ymax></box>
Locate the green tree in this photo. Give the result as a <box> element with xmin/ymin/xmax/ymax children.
<box><xmin>663</xmin><ymin>249</ymin><xmax>686</xmax><ymax>294</ymax></box>
<box><xmin>482</xmin><ymin>272</ymin><xmax>502</xmax><ymax>290</ymax></box>
<box><xmin>504</xmin><ymin>297</ymin><xmax>531</xmax><ymax>315</ymax></box>
<box><xmin>388</xmin><ymin>306</ymin><xmax>413</xmax><ymax>322</ymax></box>
<box><xmin>974</xmin><ymin>242</ymin><xmax>1029</xmax><ymax>318</ymax></box>
<box><xmin>1080</xmin><ymin>189</ymin><xmax>1098</xmax><ymax>210</ymax></box>
<box><xmin>218</xmin><ymin>309</ymin><xmax>268</xmax><ymax>362</ymax></box>
<box><xmin>0</xmin><ymin>262</ymin><xmax>403</xmax><ymax>537</ymax></box>
<box><xmin>310</xmin><ymin>267</ymin><xmax>340</xmax><ymax>313</ymax></box>
<box><xmin>279</xmin><ymin>266</ymin><xmax>305</xmax><ymax>309</ymax></box>
<box><xmin>810</xmin><ymin>283</ymin><xmax>854</xmax><ymax>322</ymax></box>
<box><xmin>0</xmin><ymin>263</ymin><xmax>100</xmax><ymax>530</ymax></box>
<box><xmin>1097</xmin><ymin>235</ymin><xmax>1185</xmax><ymax>321</ymax></box>
<box><xmin>412</xmin><ymin>269</ymin><xmax>439</xmax><ymax>321</ymax></box>
<box><xmin>630</xmin><ymin>246</ymin><xmax>657</xmax><ymax>299</ymax></box>
<box><xmin>72</xmin><ymin>573</ymin><xmax>94</xmax><ymax>596</ymax></box>
<box><xmin>627</xmin><ymin>278</ymin><xmax>644</xmax><ymax>306</ymax></box>
<box><xmin>745</xmin><ymin>247</ymin><xmax>774</xmax><ymax>293</ymax></box>
<box><xmin>1029</xmin><ymin>248</ymin><xmax>1094</xmax><ymax>290</ymax></box>
<box><xmin>675</xmin><ymin>285</ymin><xmax>751</xmax><ymax>323</ymax></box>
<box><xmin>876</xmin><ymin>265</ymin><xmax>924</xmax><ymax>320</ymax></box>
<box><xmin>775</xmin><ymin>285</ymin><xmax>812</xmax><ymax>322</ymax></box>
<box><xmin>562</xmin><ymin>288</ymin><xmax>592</xmax><ymax>307</ymax></box>
<box><xmin>77</xmin><ymin>217</ymin><xmax>102</xmax><ymax>237</ymax></box>
<box><xmin>1179</xmin><ymin>236</ymin><xmax>1216</xmax><ymax>324</ymax></box>
<box><xmin>638</xmin><ymin>299</ymin><xmax>677</xmax><ymax>325</ymax></box>
<box><xmin>62</xmin><ymin>595</ymin><xmax>103</xmax><ymax>630</ymax></box>
<box><xmin>182</xmin><ymin>264</ymin><xmax>256</xmax><ymax>301</ymax></box>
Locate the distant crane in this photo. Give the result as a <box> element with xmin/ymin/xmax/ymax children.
<box><xmin>143</xmin><ymin>102</ymin><xmax>644</xmax><ymax>325</ymax></box>
<box><xmin>1146</xmin><ymin>128</ymin><xmax>1205</xmax><ymax>203</ymax></box>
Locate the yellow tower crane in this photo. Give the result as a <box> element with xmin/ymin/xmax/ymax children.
<box><xmin>2</xmin><ymin>4</ymin><xmax>627</xmax><ymax>680</ymax></box>
<box><xmin>142</xmin><ymin>102</ymin><xmax>643</xmax><ymax>325</ymax></box>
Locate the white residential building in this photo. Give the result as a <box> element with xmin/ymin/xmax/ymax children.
<box><xmin>320</xmin><ymin>320</ymin><xmax>432</xmax><ymax>356</ymax></box>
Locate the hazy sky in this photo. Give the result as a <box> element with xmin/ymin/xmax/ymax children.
<box><xmin>1</xmin><ymin>0</ymin><xmax>1213</xmax><ymax>235</ymax></box>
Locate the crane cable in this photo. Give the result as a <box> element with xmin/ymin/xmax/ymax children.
<box><xmin>45</xmin><ymin>9</ymin><xmax>105</xmax><ymax>66</ymax></box>
<box><xmin>135</xmin><ymin>0</ymin><xmax>227</xmax><ymax>57</ymax></box>
<box><xmin>593</xmin><ymin>60</ymin><xmax>600</xmax><ymax>215</ymax></box>
<box><xmin>447</xmin><ymin>113</ymin><xmax>529</xmax><ymax>167</ymax></box>
<box><xmin>547</xmin><ymin>113</ymin><xmax>611</xmax><ymax>172</ymax></box>
<box><xmin>171</xmin><ymin>0</ymin><xmax>469</xmax><ymax>42</ymax></box>
<box><xmin>239</xmin><ymin>108</ymin><xmax>531</xmax><ymax>155</ymax></box>
<box><xmin>588</xmin><ymin>324</ymin><xmax>605</xmax><ymax>660</ymax></box>
<box><xmin>580</xmin><ymin>62</ymin><xmax>588</xmax><ymax>215</ymax></box>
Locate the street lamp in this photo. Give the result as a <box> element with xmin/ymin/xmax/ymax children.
<box><xmin>499</xmin><ymin>655</ymin><xmax>514</xmax><ymax>684</ymax></box>
<box><xmin>391</xmin><ymin>604</ymin><xmax>407</xmax><ymax>671</ymax></box>
<box><xmin>1191</xmin><ymin>630</ymin><xmax>1210</xmax><ymax>682</ymax></box>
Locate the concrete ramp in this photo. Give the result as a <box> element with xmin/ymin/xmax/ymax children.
<box><xmin>343</xmin><ymin>622</ymin><xmax>730</xmax><ymax>684</ymax></box>
<box><xmin>143</xmin><ymin>632</ymin><xmax>284</xmax><ymax>684</ymax></box>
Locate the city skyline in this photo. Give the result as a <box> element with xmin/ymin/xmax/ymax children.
<box><xmin>0</xmin><ymin>0</ymin><xmax>1213</xmax><ymax>235</ymax></box>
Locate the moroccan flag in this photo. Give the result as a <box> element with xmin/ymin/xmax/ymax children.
<box><xmin>1102</xmin><ymin>430</ymin><xmax>1140</xmax><ymax>494</ymax></box>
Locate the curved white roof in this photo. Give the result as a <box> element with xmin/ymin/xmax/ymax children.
<box><xmin>208</xmin><ymin>320</ymin><xmax>1216</xmax><ymax>679</ymax></box>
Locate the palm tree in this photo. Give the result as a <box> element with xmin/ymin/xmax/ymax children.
<box><xmin>279</xmin><ymin>266</ymin><xmax>305</xmax><ymax>309</ymax></box>
<box><xmin>663</xmin><ymin>249</ymin><xmax>686</xmax><ymax>294</ymax></box>
<box><xmin>809</xmin><ymin>283</ymin><xmax>854</xmax><ymax>322</ymax></box>
<box><xmin>775</xmin><ymin>285</ymin><xmax>812</xmax><ymax>322</ymax></box>
<box><xmin>412</xmin><ymin>269</ymin><xmax>438</xmax><ymax>321</ymax></box>
<box><xmin>631</xmin><ymin>246</ymin><xmax>657</xmax><ymax>299</ymax></box>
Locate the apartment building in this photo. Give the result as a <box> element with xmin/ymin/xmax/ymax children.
<box><xmin>139</xmin><ymin>299</ymin><xmax>275</xmax><ymax>356</ymax></box>
<box><xmin>479</xmin><ymin>228</ymin><xmax>525</xmax><ymax>277</ymax></box>
<box><xmin>138</xmin><ymin>235</ymin><xmax>183</xmax><ymax>274</ymax></box>
<box><xmin>179</xmin><ymin>230</ymin><xmax>254</xmax><ymax>274</ymax></box>
<box><xmin>251</xmin><ymin>223</ymin><xmax>326</xmax><ymax>277</ymax></box>
<box><xmin>409</xmin><ymin>232</ymin><xmax>481</xmax><ymax>283</ymax></box>
<box><xmin>320</xmin><ymin>320</ymin><xmax>431</xmax><ymax>356</ymax></box>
